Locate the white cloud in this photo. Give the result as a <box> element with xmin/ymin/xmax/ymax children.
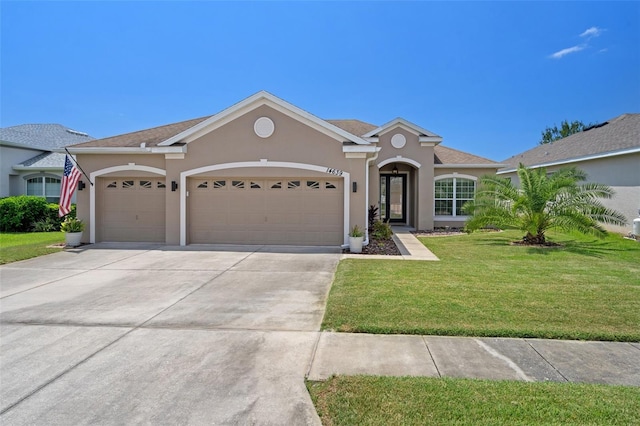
<box><xmin>580</xmin><ymin>27</ymin><xmax>604</xmax><ymax>38</ymax></box>
<box><xmin>549</xmin><ymin>45</ymin><xmax>586</xmax><ymax>59</ymax></box>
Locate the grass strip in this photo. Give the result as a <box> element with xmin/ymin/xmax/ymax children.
<box><xmin>307</xmin><ymin>376</ymin><xmax>640</xmax><ymax>425</ymax></box>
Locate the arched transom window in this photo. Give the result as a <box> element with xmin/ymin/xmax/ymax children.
<box><xmin>25</xmin><ymin>175</ymin><xmax>61</xmax><ymax>203</ymax></box>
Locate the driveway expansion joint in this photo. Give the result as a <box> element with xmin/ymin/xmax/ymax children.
<box><xmin>524</xmin><ymin>338</ymin><xmax>569</xmax><ymax>382</ymax></box>
<box><xmin>422</xmin><ymin>336</ymin><xmax>441</xmax><ymax>378</ymax></box>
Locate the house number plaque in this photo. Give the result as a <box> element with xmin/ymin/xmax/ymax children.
<box><xmin>325</xmin><ymin>167</ymin><xmax>344</xmax><ymax>176</ymax></box>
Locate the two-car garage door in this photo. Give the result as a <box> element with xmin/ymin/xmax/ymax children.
<box><xmin>96</xmin><ymin>175</ymin><xmax>344</xmax><ymax>246</ymax></box>
<box><xmin>188</xmin><ymin>177</ymin><xmax>343</xmax><ymax>245</ymax></box>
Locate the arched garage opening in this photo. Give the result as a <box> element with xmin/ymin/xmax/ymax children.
<box><xmin>180</xmin><ymin>161</ymin><xmax>350</xmax><ymax>246</ymax></box>
<box><xmin>90</xmin><ymin>165</ymin><xmax>166</xmax><ymax>243</ymax></box>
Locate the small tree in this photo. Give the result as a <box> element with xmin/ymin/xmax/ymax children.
<box><xmin>540</xmin><ymin>120</ymin><xmax>591</xmax><ymax>145</ymax></box>
<box><xmin>464</xmin><ymin>164</ymin><xmax>627</xmax><ymax>244</ymax></box>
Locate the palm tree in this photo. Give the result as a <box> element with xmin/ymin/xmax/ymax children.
<box><xmin>464</xmin><ymin>164</ymin><xmax>627</xmax><ymax>244</ymax></box>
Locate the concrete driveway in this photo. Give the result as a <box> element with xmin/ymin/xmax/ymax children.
<box><xmin>0</xmin><ymin>244</ymin><xmax>341</xmax><ymax>425</ymax></box>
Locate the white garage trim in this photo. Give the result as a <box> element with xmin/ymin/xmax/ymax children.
<box><xmin>180</xmin><ymin>160</ymin><xmax>350</xmax><ymax>246</ymax></box>
<box><xmin>377</xmin><ymin>156</ymin><xmax>421</xmax><ymax>169</ymax></box>
<box><xmin>89</xmin><ymin>165</ymin><xmax>166</xmax><ymax>243</ymax></box>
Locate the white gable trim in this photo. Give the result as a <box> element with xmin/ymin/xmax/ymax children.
<box><xmin>89</xmin><ymin>165</ymin><xmax>166</xmax><ymax>244</ymax></box>
<box><xmin>377</xmin><ymin>156</ymin><xmax>421</xmax><ymax>169</ymax></box>
<box><xmin>159</xmin><ymin>91</ymin><xmax>370</xmax><ymax>146</ymax></box>
<box><xmin>363</xmin><ymin>117</ymin><xmax>442</xmax><ymax>139</ymax></box>
<box><xmin>179</xmin><ymin>160</ymin><xmax>350</xmax><ymax>246</ymax></box>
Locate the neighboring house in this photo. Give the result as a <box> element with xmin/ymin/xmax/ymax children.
<box><xmin>0</xmin><ymin>124</ymin><xmax>94</xmax><ymax>202</ymax></box>
<box><xmin>68</xmin><ymin>91</ymin><xmax>502</xmax><ymax>246</ymax></box>
<box><xmin>499</xmin><ymin>113</ymin><xmax>640</xmax><ymax>234</ymax></box>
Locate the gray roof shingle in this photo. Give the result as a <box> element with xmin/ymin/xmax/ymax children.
<box><xmin>0</xmin><ymin>124</ymin><xmax>94</xmax><ymax>150</ymax></box>
<box><xmin>434</xmin><ymin>145</ymin><xmax>498</xmax><ymax>165</ymax></box>
<box><xmin>501</xmin><ymin>113</ymin><xmax>640</xmax><ymax>170</ymax></box>
<box><xmin>16</xmin><ymin>152</ymin><xmax>67</xmax><ymax>169</ymax></box>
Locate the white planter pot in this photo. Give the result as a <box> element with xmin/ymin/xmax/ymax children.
<box><xmin>349</xmin><ymin>236</ymin><xmax>363</xmax><ymax>253</ymax></box>
<box><xmin>65</xmin><ymin>232</ymin><xmax>83</xmax><ymax>247</ymax></box>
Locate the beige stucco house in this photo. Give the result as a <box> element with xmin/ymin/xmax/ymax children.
<box><xmin>67</xmin><ymin>91</ymin><xmax>502</xmax><ymax>247</ymax></box>
<box><xmin>499</xmin><ymin>113</ymin><xmax>640</xmax><ymax>235</ymax></box>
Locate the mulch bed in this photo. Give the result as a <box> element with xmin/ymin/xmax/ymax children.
<box><xmin>343</xmin><ymin>236</ymin><xmax>401</xmax><ymax>255</ymax></box>
<box><xmin>360</xmin><ymin>236</ymin><xmax>401</xmax><ymax>255</ymax></box>
<box><xmin>345</xmin><ymin>228</ymin><xmax>475</xmax><ymax>255</ymax></box>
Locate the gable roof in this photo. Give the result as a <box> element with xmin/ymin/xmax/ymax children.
<box><xmin>70</xmin><ymin>116</ymin><xmax>212</xmax><ymax>148</ymax></box>
<box><xmin>500</xmin><ymin>113</ymin><xmax>640</xmax><ymax>172</ymax></box>
<box><xmin>158</xmin><ymin>91</ymin><xmax>370</xmax><ymax>146</ymax></box>
<box><xmin>434</xmin><ymin>145</ymin><xmax>500</xmax><ymax>166</ymax></box>
<box><xmin>0</xmin><ymin>124</ymin><xmax>94</xmax><ymax>150</ymax></box>
<box><xmin>326</xmin><ymin>119</ymin><xmax>377</xmax><ymax>137</ymax></box>
<box><xmin>362</xmin><ymin>117</ymin><xmax>443</xmax><ymax>140</ymax></box>
<box><xmin>74</xmin><ymin>92</ymin><xmax>371</xmax><ymax>149</ymax></box>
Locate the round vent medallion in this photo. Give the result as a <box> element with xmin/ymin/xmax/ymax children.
<box><xmin>391</xmin><ymin>133</ymin><xmax>406</xmax><ymax>149</ymax></box>
<box><xmin>254</xmin><ymin>117</ymin><xmax>275</xmax><ymax>138</ymax></box>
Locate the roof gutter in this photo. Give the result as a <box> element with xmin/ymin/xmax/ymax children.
<box><xmin>56</xmin><ymin>145</ymin><xmax>187</xmax><ymax>155</ymax></box>
<box><xmin>435</xmin><ymin>163</ymin><xmax>506</xmax><ymax>169</ymax></box>
<box><xmin>12</xmin><ymin>166</ymin><xmax>62</xmax><ymax>171</ymax></box>
<box><xmin>497</xmin><ymin>147</ymin><xmax>640</xmax><ymax>174</ymax></box>
<box><xmin>0</xmin><ymin>141</ymin><xmax>48</xmax><ymax>151</ymax></box>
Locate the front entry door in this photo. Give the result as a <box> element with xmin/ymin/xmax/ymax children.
<box><xmin>380</xmin><ymin>174</ymin><xmax>406</xmax><ymax>223</ymax></box>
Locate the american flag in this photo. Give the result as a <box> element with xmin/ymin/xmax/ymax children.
<box><xmin>59</xmin><ymin>155</ymin><xmax>82</xmax><ymax>217</ymax></box>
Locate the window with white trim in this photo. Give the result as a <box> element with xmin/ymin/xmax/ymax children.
<box><xmin>26</xmin><ymin>176</ymin><xmax>61</xmax><ymax>203</ymax></box>
<box><xmin>434</xmin><ymin>177</ymin><xmax>476</xmax><ymax>216</ymax></box>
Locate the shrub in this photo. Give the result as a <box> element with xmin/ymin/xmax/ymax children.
<box><xmin>0</xmin><ymin>196</ymin><xmax>47</xmax><ymax>232</ymax></box>
<box><xmin>0</xmin><ymin>196</ymin><xmax>75</xmax><ymax>232</ymax></box>
<box><xmin>371</xmin><ymin>220</ymin><xmax>393</xmax><ymax>240</ymax></box>
<box><xmin>0</xmin><ymin>197</ymin><xmax>22</xmax><ymax>231</ymax></box>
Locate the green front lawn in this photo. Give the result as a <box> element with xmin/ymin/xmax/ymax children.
<box><xmin>307</xmin><ymin>376</ymin><xmax>640</xmax><ymax>425</ymax></box>
<box><xmin>322</xmin><ymin>231</ymin><xmax>640</xmax><ymax>341</ymax></box>
<box><xmin>0</xmin><ymin>232</ymin><xmax>65</xmax><ymax>265</ymax></box>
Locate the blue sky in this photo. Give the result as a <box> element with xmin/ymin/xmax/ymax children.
<box><xmin>2</xmin><ymin>1</ymin><xmax>638</xmax><ymax>161</ymax></box>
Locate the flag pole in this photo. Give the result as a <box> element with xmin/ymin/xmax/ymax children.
<box><xmin>64</xmin><ymin>147</ymin><xmax>94</xmax><ymax>186</ymax></box>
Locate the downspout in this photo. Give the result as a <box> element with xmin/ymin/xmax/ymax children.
<box><xmin>364</xmin><ymin>149</ymin><xmax>380</xmax><ymax>246</ymax></box>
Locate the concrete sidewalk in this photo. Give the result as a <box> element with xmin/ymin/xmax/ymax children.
<box><xmin>343</xmin><ymin>226</ymin><xmax>440</xmax><ymax>260</ymax></box>
<box><xmin>307</xmin><ymin>332</ymin><xmax>640</xmax><ymax>386</ymax></box>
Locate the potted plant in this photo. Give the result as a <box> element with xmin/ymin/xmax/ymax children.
<box><xmin>348</xmin><ymin>224</ymin><xmax>364</xmax><ymax>253</ymax></box>
<box><xmin>61</xmin><ymin>216</ymin><xmax>85</xmax><ymax>247</ymax></box>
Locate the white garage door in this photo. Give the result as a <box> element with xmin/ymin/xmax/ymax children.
<box><xmin>188</xmin><ymin>177</ymin><xmax>343</xmax><ymax>245</ymax></box>
<box><xmin>98</xmin><ymin>177</ymin><xmax>166</xmax><ymax>242</ymax></box>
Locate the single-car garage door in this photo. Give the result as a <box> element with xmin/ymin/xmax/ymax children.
<box><xmin>97</xmin><ymin>177</ymin><xmax>166</xmax><ymax>242</ymax></box>
<box><xmin>188</xmin><ymin>177</ymin><xmax>343</xmax><ymax>245</ymax></box>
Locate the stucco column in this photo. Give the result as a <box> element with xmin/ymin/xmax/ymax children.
<box><xmin>418</xmin><ymin>146</ymin><xmax>434</xmax><ymax>230</ymax></box>
<box><xmin>164</xmin><ymin>158</ymin><xmax>182</xmax><ymax>245</ymax></box>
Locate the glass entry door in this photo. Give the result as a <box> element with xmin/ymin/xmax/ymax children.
<box><xmin>380</xmin><ymin>174</ymin><xmax>406</xmax><ymax>223</ymax></box>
